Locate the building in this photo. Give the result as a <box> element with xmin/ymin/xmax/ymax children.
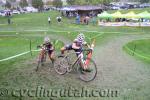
<box><xmin>61</xmin><ymin>5</ymin><xmax>105</xmax><ymax>17</ymax></box>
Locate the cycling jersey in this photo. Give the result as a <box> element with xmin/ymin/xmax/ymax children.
<box><xmin>43</xmin><ymin>42</ymin><xmax>54</xmax><ymax>54</ymax></box>
<box><xmin>65</xmin><ymin>39</ymin><xmax>83</xmax><ymax>56</ymax></box>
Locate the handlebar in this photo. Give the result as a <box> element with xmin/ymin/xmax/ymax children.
<box><xmin>37</xmin><ymin>45</ymin><xmax>54</xmax><ymax>51</ymax></box>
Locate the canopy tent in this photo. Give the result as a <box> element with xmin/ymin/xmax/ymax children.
<box><xmin>111</xmin><ymin>11</ymin><xmax>124</xmax><ymax>18</ymax></box>
<box><xmin>137</xmin><ymin>11</ymin><xmax>150</xmax><ymax>19</ymax></box>
<box><xmin>97</xmin><ymin>11</ymin><xmax>112</xmax><ymax>19</ymax></box>
<box><xmin>98</xmin><ymin>11</ymin><xmax>150</xmax><ymax>19</ymax></box>
<box><xmin>123</xmin><ymin>11</ymin><xmax>139</xmax><ymax>19</ymax></box>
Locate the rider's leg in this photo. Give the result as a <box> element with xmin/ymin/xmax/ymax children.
<box><xmin>78</xmin><ymin>53</ymin><xmax>88</xmax><ymax>70</ymax></box>
<box><xmin>39</xmin><ymin>49</ymin><xmax>45</xmax><ymax>62</ymax></box>
<box><xmin>78</xmin><ymin>53</ymin><xmax>92</xmax><ymax>72</ymax></box>
<box><xmin>48</xmin><ymin>51</ymin><xmax>55</xmax><ymax>64</ymax></box>
<box><xmin>60</xmin><ymin>47</ymin><xmax>66</xmax><ymax>55</ymax></box>
<box><xmin>61</xmin><ymin>45</ymin><xmax>72</xmax><ymax>55</ymax></box>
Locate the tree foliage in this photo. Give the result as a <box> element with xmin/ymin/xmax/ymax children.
<box><xmin>32</xmin><ymin>0</ymin><xmax>43</xmax><ymax>9</ymax></box>
<box><xmin>140</xmin><ymin>0</ymin><xmax>150</xmax><ymax>3</ymax></box>
<box><xmin>66</xmin><ymin>0</ymin><xmax>76</xmax><ymax>5</ymax></box>
<box><xmin>66</xmin><ymin>0</ymin><xmax>111</xmax><ymax>5</ymax></box>
<box><xmin>5</xmin><ymin>0</ymin><xmax>11</xmax><ymax>8</ymax></box>
<box><xmin>53</xmin><ymin>0</ymin><xmax>63</xmax><ymax>7</ymax></box>
<box><xmin>45</xmin><ymin>1</ymin><xmax>53</xmax><ymax>5</ymax></box>
<box><xmin>19</xmin><ymin>0</ymin><xmax>28</xmax><ymax>8</ymax></box>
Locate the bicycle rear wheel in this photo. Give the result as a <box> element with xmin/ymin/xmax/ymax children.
<box><xmin>54</xmin><ymin>56</ymin><xmax>68</xmax><ymax>75</ymax></box>
<box><xmin>77</xmin><ymin>58</ymin><xmax>97</xmax><ymax>82</ymax></box>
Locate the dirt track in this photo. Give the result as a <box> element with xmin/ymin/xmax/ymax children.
<box><xmin>93</xmin><ymin>34</ymin><xmax>150</xmax><ymax>99</ymax></box>
<box><xmin>1</xmin><ymin>34</ymin><xmax>150</xmax><ymax>100</ymax></box>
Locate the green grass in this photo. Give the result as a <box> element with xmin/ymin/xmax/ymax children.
<box><xmin>0</xmin><ymin>10</ymin><xmax>150</xmax><ymax>100</ymax></box>
<box><xmin>0</xmin><ymin>10</ymin><xmax>149</xmax><ymax>75</ymax></box>
<box><xmin>123</xmin><ymin>39</ymin><xmax>150</xmax><ymax>62</ymax></box>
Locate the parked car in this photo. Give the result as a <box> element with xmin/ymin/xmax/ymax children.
<box><xmin>0</xmin><ymin>10</ymin><xmax>5</xmax><ymax>16</ymax></box>
<box><xmin>19</xmin><ymin>9</ymin><xmax>26</xmax><ymax>13</ymax></box>
<box><xmin>24</xmin><ymin>7</ymin><xmax>38</xmax><ymax>13</ymax></box>
<box><xmin>140</xmin><ymin>3</ymin><xmax>150</xmax><ymax>8</ymax></box>
<box><xmin>12</xmin><ymin>10</ymin><xmax>20</xmax><ymax>14</ymax></box>
<box><xmin>111</xmin><ymin>6</ymin><xmax>121</xmax><ymax>10</ymax></box>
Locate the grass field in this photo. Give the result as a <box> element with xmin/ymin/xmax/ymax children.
<box><xmin>0</xmin><ymin>10</ymin><xmax>150</xmax><ymax>100</ymax></box>
<box><xmin>123</xmin><ymin>39</ymin><xmax>150</xmax><ymax>62</ymax></box>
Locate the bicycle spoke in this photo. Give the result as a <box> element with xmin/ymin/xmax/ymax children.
<box><xmin>54</xmin><ymin>56</ymin><xmax>67</xmax><ymax>75</ymax></box>
<box><xmin>78</xmin><ymin>58</ymin><xmax>97</xmax><ymax>82</ymax></box>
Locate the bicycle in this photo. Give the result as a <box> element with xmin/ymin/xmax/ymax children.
<box><xmin>54</xmin><ymin>42</ymin><xmax>97</xmax><ymax>82</ymax></box>
<box><xmin>36</xmin><ymin>45</ymin><xmax>54</xmax><ymax>72</ymax></box>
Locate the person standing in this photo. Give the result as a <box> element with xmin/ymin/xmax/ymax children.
<box><xmin>56</xmin><ymin>16</ymin><xmax>62</xmax><ymax>25</ymax></box>
<box><xmin>8</xmin><ymin>17</ymin><xmax>11</xmax><ymax>24</ymax></box>
<box><xmin>57</xmin><ymin>16</ymin><xmax>62</xmax><ymax>23</ymax></box>
<box><xmin>7</xmin><ymin>12</ymin><xmax>11</xmax><ymax>25</ymax></box>
<box><xmin>92</xmin><ymin>16</ymin><xmax>96</xmax><ymax>25</ymax></box>
<box><xmin>48</xmin><ymin>16</ymin><xmax>51</xmax><ymax>24</ymax></box>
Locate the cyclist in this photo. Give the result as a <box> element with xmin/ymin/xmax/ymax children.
<box><xmin>60</xmin><ymin>33</ymin><xmax>90</xmax><ymax>71</ymax></box>
<box><xmin>38</xmin><ymin>36</ymin><xmax>55</xmax><ymax>64</ymax></box>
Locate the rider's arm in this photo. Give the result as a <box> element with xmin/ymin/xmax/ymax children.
<box><xmin>50</xmin><ymin>46</ymin><xmax>54</xmax><ymax>50</ymax></box>
<box><xmin>72</xmin><ymin>42</ymin><xmax>80</xmax><ymax>49</ymax></box>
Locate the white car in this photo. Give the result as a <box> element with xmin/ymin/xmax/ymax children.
<box><xmin>12</xmin><ymin>10</ymin><xmax>20</xmax><ymax>14</ymax></box>
<box><xmin>25</xmin><ymin>7</ymin><xmax>38</xmax><ymax>13</ymax></box>
<box><xmin>0</xmin><ymin>12</ymin><xmax>4</xmax><ymax>16</ymax></box>
<box><xmin>112</xmin><ymin>6</ymin><xmax>121</xmax><ymax>10</ymax></box>
<box><xmin>20</xmin><ymin>9</ymin><xmax>26</xmax><ymax>13</ymax></box>
<box><xmin>0</xmin><ymin>11</ymin><xmax>6</xmax><ymax>16</ymax></box>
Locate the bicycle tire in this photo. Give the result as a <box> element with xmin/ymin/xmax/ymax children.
<box><xmin>54</xmin><ymin>56</ymin><xmax>68</xmax><ymax>75</ymax></box>
<box><xmin>77</xmin><ymin>58</ymin><xmax>97</xmax><ymax>82</ymax></box>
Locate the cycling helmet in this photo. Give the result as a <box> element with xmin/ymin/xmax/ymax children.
<box><xmin>77</xmin><ymin>33</ymin><xmax>85</xmax><ymax>43</ymax></box>
<box><xmin>44</xmin><ymin>36</ymin><xmax>50</xmax><ymax>43</ymax></box>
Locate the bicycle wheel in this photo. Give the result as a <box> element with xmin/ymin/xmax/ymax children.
<box><xmin>54</xmin><ymin>56</ymin><xmax>68</xmax><ymax>75</ymax></box>
<box><xmin>77</xmin><ymin>58</ymin><xmax>97</xmax><ymax>82</ymax></box>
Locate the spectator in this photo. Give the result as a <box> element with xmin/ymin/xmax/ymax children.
<box><xmin>8</xmin><ymin>18</ymin><xmax>11</xmax><ymax>24</ymax></box>
<box><xmin>48</xmin><ymin>16</ymin><xmax>51</xmax><ymax>24</ymax></box>
<box><xmin>76</xmin><ymin>14</ymin><xmax>80</xmax><ymax>24</ymax></box>
<box><xmin>92</xmin><ymin>16</ymin><xmax>96</xmax><ymax>25</ymax></box>
<box><xmin>85</xmin><ymin>16</ymin><xmax>90</xmax><ymax>25</ymax></box>
<box><xmin>56</xmin><ymin>16</ymin><xmax>62</xmax><ymax>23</ymax></box>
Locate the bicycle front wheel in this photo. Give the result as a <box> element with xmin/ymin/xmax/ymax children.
<box><xmin>77</xmin><ymin>58</ymin><xmax>97</xmax><ymax>82</ymax></box>
<box><xmin>54</xmin><ymin>56</ymin><xmax>68</xmax><ymax>75</ymax></box>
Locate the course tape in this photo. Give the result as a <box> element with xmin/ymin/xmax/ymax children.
<box><xmin>124</xmin><ymin>46</ymin><xmax>150</xmax><ymax>61</ymax></box>
<box><xmin>0</xmin><ymin>32</ymin><xmax>105</xmax><ymax>62</ymax></box>
<box><xmin>0</xmin><ymin>50</ymin><xmax>40</xmax><ymax>62</ymax></box>
<box><xmin>0</xmin><ymin>30</ymin><xmax>121</xmax><ymax>34</ymax></box>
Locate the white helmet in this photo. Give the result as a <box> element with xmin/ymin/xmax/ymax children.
<box><xmin>44</xmin><ymin>36</ymin><xmax>50</xmax><ymax>43</ymax></box>
<box><xmin>77</xmin><ymin>33</ymin><xmax>85</xmax><ymax>43</ymax></box>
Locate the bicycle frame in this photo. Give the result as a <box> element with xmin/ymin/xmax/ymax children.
<box><xmin>63</xmin><ymin>50</ymin><xmax>92</xmax><ymax>70</ymax></box>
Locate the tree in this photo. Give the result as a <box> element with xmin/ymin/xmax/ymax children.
<box><xmin>32</xmin><ymin>0</ymin><xmax>43</xmax><ymax>9</ymax></box>
<box><xmin>5</xmin><ymin>0</ymin><xmax>11</xmax><ymax>9</ymax></box>
<box><xmin>67</xmin><ymin>0</ymin><xmax>111</xmax><ymax>5</ymax></box>
<box><xmin>53</xmin><ymin>0</ymin><xmax>63</xmax><ymax>8</ymax></box>
<box><xmin>10</xmin><ymin>0</ymin><xmax>16</xmax><ymax>2</ymax></box>
<box><xmin>140</xmin><ymin>0</ymin><xmax>150</xmax><ymax>3</ymax></box>
<box><xmin>66</xmin><ymin>0</ymin><xmax>76</xmax><ymax>5</ymax></box>
<box><xmin>45</xmin><ymin>1</ymin><xmax>53</xmax><ymax>6</ymax></box>
<box><xmin>19</xmin><ymin>0</ymin><xmax>28</xmax><ymax>8</ymax></box>
<box><xmin>102</xmin><ymin>0</ymin><xmax>111</xmax><ymax>4</ymax></box>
